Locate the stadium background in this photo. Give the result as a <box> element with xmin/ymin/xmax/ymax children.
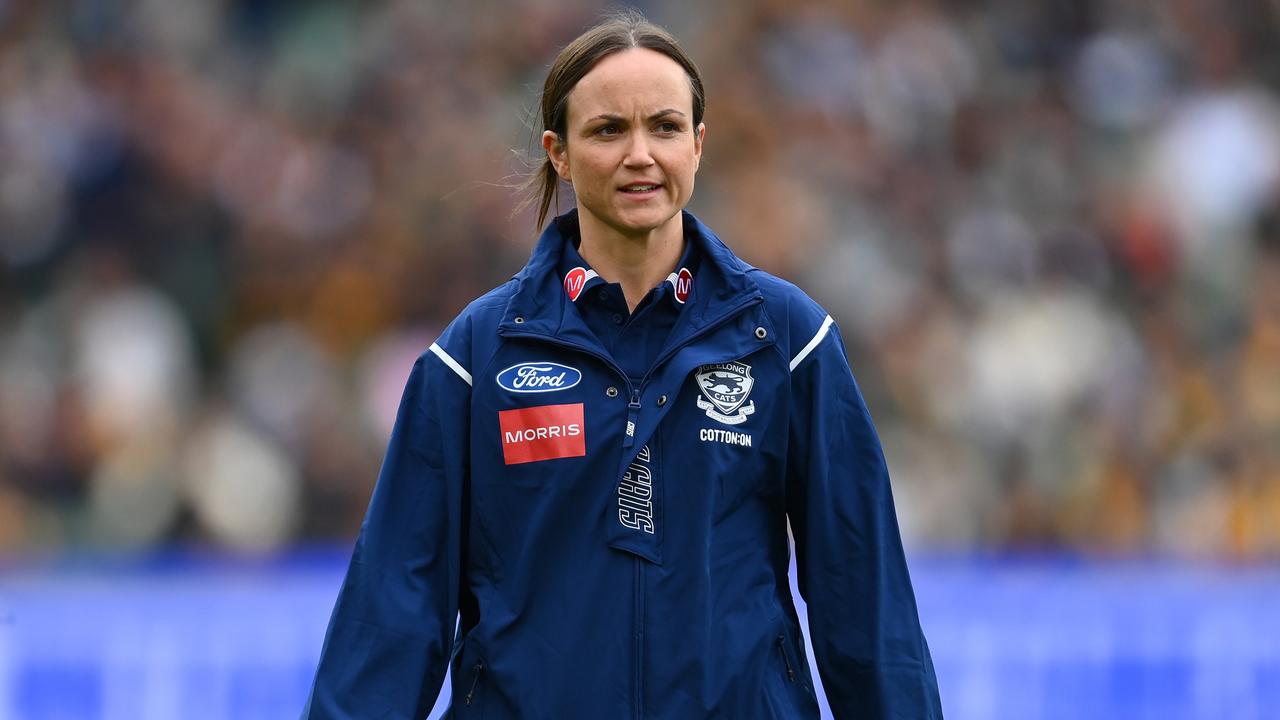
<box><xmin>2</xmin><ymin>0</ymin><xmax>1279</xmax><ymax>717</ymax></box>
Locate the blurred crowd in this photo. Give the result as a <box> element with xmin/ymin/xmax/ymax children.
<box><xmin>2</xmin><ymin>0</ymin><xmax>1280</xmax><ymax>558</ymax></box>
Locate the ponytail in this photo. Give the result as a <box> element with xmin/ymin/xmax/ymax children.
<box><xmin>513</xmin><ymin>153</ymin><xmax>564</xmax><ymax>232</ymax></box>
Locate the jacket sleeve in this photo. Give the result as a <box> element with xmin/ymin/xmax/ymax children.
<box><xmin>303</xmin><ymin>338</ymin><xmax>473</xmax><ymax>719</ymax></box>
<box><xmin>785</xmin><ymin>315</ymin><xmax>943</xmax><ymax>719</ymax></box>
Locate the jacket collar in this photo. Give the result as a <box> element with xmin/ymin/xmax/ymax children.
<box><xmin>499</xmin><ymin>209</ymin><xmax>761</xmax><ymax>340</ymax></box>
<box><xmin>559</xmin><ymin>231</ymin><xmax>700</xmax><ymax>308</ymax></box>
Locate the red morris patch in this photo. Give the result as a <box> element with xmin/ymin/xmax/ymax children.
<box><xmin>499</xmin><ymin>403</ymin><xmax>586</xmax><ymax>465</ymax></box>
<box><xmin>564</xmin><ymin>267</ymin><xmax>590</xmax><ymax>302</ymax></box>
<box><xmin>669</xmin><ymin>267</ymin><xmax>693</xmax><ymax>303</ymax></box>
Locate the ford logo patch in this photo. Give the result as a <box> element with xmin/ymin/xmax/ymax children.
<box><xmin>496</xmin><ymin>362</ymin><xmax>582</xmax><ymax>393</ymax></box>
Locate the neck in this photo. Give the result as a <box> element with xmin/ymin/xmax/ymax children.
<box><xmin>577</xmin><ymin>212</ymin><xmax>684</xmax><ymax>312</ymax></box>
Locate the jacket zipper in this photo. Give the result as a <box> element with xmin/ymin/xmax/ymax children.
<box><xmin>464</xmin><ymin>660</ymin><xmax>484</xmax><ymax>705</ymax></box>
<box><xmin>777</xmin><ymin>635</ymin><xmax>795</xmax><ymax>682</ymax></box>
<box><xmin>625</xmin><ymin>388</ymin><xmax>642</xmax><ymax>448</ymax></box>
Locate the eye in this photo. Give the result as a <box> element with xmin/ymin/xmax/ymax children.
<box><xmin>656</xmin><ymin>121</ymin><xmax>680</xmax><ymax>134</ymax></box>
<box><xmin>595</xmin><ymin>124</ymin><xmax>620</xmax><ymax>137</ymax></box>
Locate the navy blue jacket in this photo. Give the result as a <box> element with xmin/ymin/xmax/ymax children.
<box><xmin>304</xmin><ymin>210</ymin><xmax>943</xmax><ymax>719</ymax></box>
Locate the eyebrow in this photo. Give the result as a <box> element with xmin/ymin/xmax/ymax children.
<box><xmin>585</xmin><ymin>109</ymin><xmax>687</xmax><ymax>124</ymax></box>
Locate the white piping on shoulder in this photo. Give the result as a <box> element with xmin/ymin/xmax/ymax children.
<box><xmin>789</xmin><ymin>315</ymin><xmax>835</xmax><ymax>372</ymax></box>
<box><xmin>429</xmin><ymin>342</ymin><xmax>472</xmax><ymax>386</ymax></box>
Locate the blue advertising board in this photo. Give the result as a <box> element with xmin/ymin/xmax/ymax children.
<box><xmin>1</xmin><ymin>551</ymin><xmax>1276</xmax><ymax>719</ymax></box>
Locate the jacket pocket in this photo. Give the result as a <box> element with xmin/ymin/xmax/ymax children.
<box><xmin>762</xmin><ymin>629</ymin><xmax>820</xmax><ymax>719</ymax></box>
<box><xmin>465</xmin><ymin>659</ymin><xmax>485</xmax><ymax>705</ymax></box>
<box><xmin>776</xmin><ymin>629</ymin><xmax>820</xmax><ymax>705</ymax></box>
<box><xmin>776</xmin><ymin>634</ymin><xmax>797</xmax><ymax>683</ymax></box>
<box><xmin>450</xmin><ymin>657</ymin><xmax>485</xmax><ymax>718</ymax></box>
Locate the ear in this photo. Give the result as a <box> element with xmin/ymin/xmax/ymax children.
<box><xmin>693</xmin><ymin>122</ymin><xmax>705</xmax><ymax>171</ymax></box>
<box><xmin>542</xmin><ymin>130</ymin><xmax>571</xmax><ymax>181</ymax></box>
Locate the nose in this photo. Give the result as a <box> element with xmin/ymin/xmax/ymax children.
<box><xmin>623</xmin><ymin>132</ymin><xmax>655</xmax><ymax>168</ymax></box>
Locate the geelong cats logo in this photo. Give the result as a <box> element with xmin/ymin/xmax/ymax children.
<box><xmin>695</xmin><ymin>361</ymin><xmax>756</xmax><ymax>425</ymax></box>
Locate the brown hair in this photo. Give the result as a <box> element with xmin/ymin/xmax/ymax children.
<box><xmin>520</xmin><ymin>9</ymin><xmax>706</xmax><ymax>231</ymax></box>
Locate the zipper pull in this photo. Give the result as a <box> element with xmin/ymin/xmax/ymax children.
<box><xmin>465</xmin><ymin>661</ymin><xmax>483</xmax><ymax>704</ymax></box>
<box><xmin>623</xmin><ymin>389</ymin><xmax>641</xmax><ymax>448</ymax></box>
<box><xmin>777</xmin><ymin>635</ymin><xmax>796</xmax><ymax>682</ymax></box>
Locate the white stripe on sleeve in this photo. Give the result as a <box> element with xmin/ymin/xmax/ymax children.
<box><xmin>789</xmin><ymin>315</ymin><xmax>835</xmax><ymax>372</ymax></box>
<box><xmin>429</xmin><ymin>342</ymin><xmax>472</xmax><ymax>386</ymax></box>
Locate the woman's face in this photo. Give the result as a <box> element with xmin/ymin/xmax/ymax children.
<box><xmin>544</xmin><ymin>48</ymin><xmax>705</xmax><ymax>242</ymax></box>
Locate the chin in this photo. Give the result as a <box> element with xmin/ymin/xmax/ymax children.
<box><xmin>610</xmin><ymin>207</ymin><xmax>679</xmax><ymax>235</ymax></box>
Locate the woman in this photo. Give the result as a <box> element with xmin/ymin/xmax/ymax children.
<box><xmin>305</xmin><ymin>11</ymin><xmax>942</xmax><ymax>719</ymax></box>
